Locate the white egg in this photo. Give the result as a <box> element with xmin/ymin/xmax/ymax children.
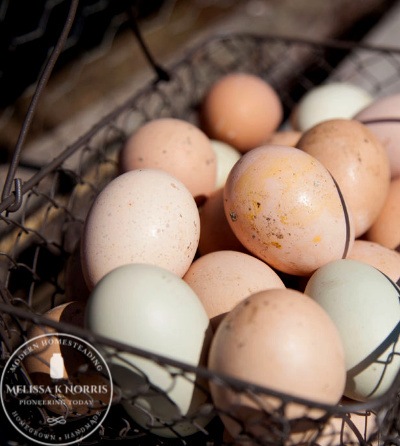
<box><xmin>85</xmin><ymin>263</ymin><xmax>214</xmax><ymax>437</ymax></box>
<box><xmin>210</xmin><ymin>139</ymin><xmax>241</xmax><ymax>189</ymax></box>
<box><xmin>304</xmin><ymin>259</ymin><xmax>400</xmax><ymax>402</ymax></box>
<box><xmin>293</xmin><ymin>82</ymin><xmax>373</xmax><ymax>131</ymax></box>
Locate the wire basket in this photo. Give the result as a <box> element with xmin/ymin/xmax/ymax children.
<box><xmin>1</xmin><ymin>13</ymin><xmax>400</xmax><ymax>446</ymax></box>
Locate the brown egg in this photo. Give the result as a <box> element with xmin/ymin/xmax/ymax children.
<box><xmin>296</xmin><ymin>119</ymin><xmax>391</xmax><ymax>238</ymax></box>
<box><xmin>119</xmin><ymin>118</ymin><xmax>217</xmax><ymax>200</ymax></box>
<box><xmin>198</xmin><ymin>187</ymin><xmax>246</xmax><ymax>256</ymax></box>
<box><xmin>266</xmin><ymin>130</ymin><xmax>302</xmax><ymax>147</ymax></box>
<box><xmin>208</xmin><ymin>288</ymin><xmax>346</xmax><ymax>443</ymax></box>
<box><xmin>355</xmin><ymin>93</ymin><xmax>400</xmax><ymax>179</ymax></box>
<box><xmin>183</xmin><ymin>250</ymin><xmax>285</xmax><ymax>329</ymax></box>
<box><xmin>348</xmin><ymin>239</ymin><xmax>400</xmax><ymax>284</ymax></box>
<box><xmin>65</xmin><ymin>242</ymin><xmax>90</xmax><ymax>303</ymax></box>
<box><xmin>365</xmin><ymin>176</ymin><xmax>400</xmax><ymax>251</ymax></box>
<box><xmin>24</xmin><ymin>302</ymin><xmax>85</xmax><ymax>378</ymax></box>
<box><xmin>223</xmin><ymin>145</ymin><xmax>354</xmax><ymax>276</ymax></box>
<box><xmin>201</xmin><ymin>73</ymin><xmax>283</xmax><ymax>153</ymax></box>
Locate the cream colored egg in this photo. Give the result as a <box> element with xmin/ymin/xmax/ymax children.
<box><xmin>183</xmin><ymin>250</ymin><xmax>285</xmax><ymax>329</ymax></box>
<box><xmin>210</xmin><ymin>139</ymin><xmax>241</xmax><ymax>189</ymax></box>
<box><xmin>119</xmin><ymin>118</ymin><xmax>217</xmax><ymax>200</ymax></box>
<box><xmin>294</xmin><ymin>82</ymin><xmax>373</xmax><ymax>132</ymax></box>
<box><xmin>81</xmin><ymin>169</ymin><xmax>200</xmax><ymax>289</ymax></box>
<box><xmin>223</xmin><ymin>145</ymin><xmax>354</xmax><ymax>276</ymax></box>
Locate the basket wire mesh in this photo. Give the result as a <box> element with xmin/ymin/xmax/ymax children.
<box><xmin>1</xmin><ymin>3</ymin><xmax>400</xmax><ymax>445</ymax></box>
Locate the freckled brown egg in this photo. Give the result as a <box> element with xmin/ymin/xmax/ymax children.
<box><xmin>119</xmin><ymin>118</ymin><xmax>216</xmax><ymax>200</ymax></box>
<box><xmin>198</xmin><ymin>187</ymin><xmax>246</xmax><ymax>256</ymax></box>
<box><xmin>183</xmin><ymin>250</ymin><xmax>285</xmax><ymax>330</ymax></box>
<box><xmin>200</xmin><ymin>73</ymin><xmax>283</xmax><ymax>153</ymax></box>
<box><xmin>348</xmin><ymin>239</ymin><xmax>400</xmax><ymax>284</ymax></box>
<box><xmin>208</xmin><ymin>288</ymin><xmax>346</xmax><ymax>443</ymax></box>
<box><xmin>223</xmin><ymin>144</ymin><xmax>354</xmax><ymax>276</ymax></box>
<box><xmin>81</xmin><ymin>169</ymin><xmax>200</xmax><ymax>289</ymax></box>
<box><xmin>296</xmin><ymin>119</ymin><xmax>391</xmax><ymax>238</ymax></box>
<box><xmin>365</xmin><ymin>176</ymin><xmax>400</xmax><ymax>250</ymax></box>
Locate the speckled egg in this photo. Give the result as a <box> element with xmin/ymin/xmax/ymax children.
<box><xmin>81</xmin><ymin>169</ymin><xmax>200</xmax><ymax>289</ymax></box>
<box><xmin>223</xmin><ymin>144</ymin><xmax>354</xmax><ymax>276</ymax></box>
<box><xmin>296</xmin><ymin>119</ymin><xmax>391</xmax><ymax>237</ymax></box>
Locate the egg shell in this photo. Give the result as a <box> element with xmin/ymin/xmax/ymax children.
<box><xmin>24</xmin><ymin>301</ymin><xmax>85</xmax><ymax>378</ymax></box>
<box><xmin>348</xmin><ymin>239</ymin><xmax>400</xmax><ymax>284</ymax></box>
<box><xmin>183</xmin><ymin>250</ymin><xmax>285</xmax><ymax>329</ymax></box>
<box><xmin>296</xmin><ymin>119</ymin><xmax>391</xmax><ymax>238</ymax></box>
<box><xmin>208</xmin><ymin>288</ymin><xmax>346</xmax><ymax>443</ymax></box>
<box><xmin>266</xmin><ymin>130</ymin><xmax>302</xmax><ymax>147</ymax></box>
<box><xmin>201</xmin><ymin>73</ymin><xmax>283</xmax><ymax>152</ymax></box>
<box><xmin>304</xmin><ymin>258</ymin><xmax>400</xmax><ymax>401</ymax></box>
<box><xmin>119</xmin><ymin>118</ymin><xmax>217</xmax><ymax>200</ymax></box>
<box><xmin>198</xmin><ymin>187</ymin><xmax>247</xmax><ymax>256</ymax></box>
<box><xmin>210</xmin><ymin>139</ymin><xmax>241</xmax><ymax>190</ymax></box>
<box><xmin>365</xmin><ymin>176</ymin><xmax>400</xmax><ymax>250</ymax></box>
<box><xmin>223</xmin><ymin>144</ymin><xmax>354</xmax><ymax>276</ymax></box>
<box><xmin>81</xmin><ymin>169</ymin><xmax>200</xmax><ymax>289</ymax></box>
<box><xmin>85</xmin><ymin>263</ymin><xmax>213</xmax><ymax>438</ymax></box>
<box><xmin>293</xmin><ymin>82</ymin><xmax>373</xmax><ymax>132</ymax></box>
<box><xmin>355</xmin><ymin>93</ymin><xmax>400</xmax><ymax>179</ymax></box>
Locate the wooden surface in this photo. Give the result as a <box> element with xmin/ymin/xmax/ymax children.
<box><xmin>0</xmin><ymin>0</ymin><xmax>397</xmax><ymax>172</ymax></box>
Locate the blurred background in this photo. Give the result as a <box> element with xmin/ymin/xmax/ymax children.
<box><xmin>0</xmin><ymin>0</ymin><xmax>399</xmax><ymax>170</ymax></box>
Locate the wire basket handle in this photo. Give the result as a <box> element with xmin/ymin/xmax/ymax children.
<box><xmin>1</xmin><ymin>0</ymin><xmax>169</xmax><ymax>214</ymax></box>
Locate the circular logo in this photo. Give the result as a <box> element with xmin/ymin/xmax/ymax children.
<box><xmin>1</xmin><ymin>333</ymin><xmax>113</xmax><ymax>445</ymax></box>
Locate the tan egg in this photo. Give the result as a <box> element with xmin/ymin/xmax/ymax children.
<box><xmin>24</xmin><ymin>302</ymin><xmax>85</xmax><ymax>378</ymax></box>
<box><xmin>355</xmin><ymin>93</ymin><xmax>400</xmax><ymax>179</ymax></box>
<box><xmin>201</xmin><ymin>73</ymin><xmax>283</xmax><ymax>153</ymax></box>
<box><xmin>81</xmin><ymin>169</ymin><xmax>200</xmax><ymax>289</ymax></box>
<box><xmin>198</xmin><ymin>187</ymin><xmax>246</xmax><ymax>256</ymax></box>
<box><xmin>266</xmin><ymin>130</ymin><xmax>302</xmax><ymax>147</ymax></box>
<box><xmin>365</xmin><ymin>176</ymin><xmax>400</xmax><ymax>250</ymax></box>
<box><xmin>210</xmin><ymin>139</ymin><xmax>242</xmax><ymax>190</ymax></box>
<box><xmin>348</xmin><ymin>239</ymin><xmax>400</xmax><ymax>284</ymax></box>
<box><xmin>224</xmin><ymin>145</ymin><xmax>354</xmax><ymax>276</ymax></box>
<box><xmin>183</xmin><ymin>250</ymin><xmax>285</xmax><ymax>329</ymax></box>
<box><xmin>119</xmin><ymin>118</ymin><xmax>216</xmax><ymax>200</ymax></box>
<box><xmin>296</xmin><ymin>119</ymin><xmax>391</xmax><ymax>238</ymax></box>
<box><xmin>208</xmin><ymin>288</ymin><xmax>346</xmax><ymax>444</ymax></box>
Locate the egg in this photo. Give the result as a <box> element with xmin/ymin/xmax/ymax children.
<box><xmin>198</xmin><ymin>187</ymin><xmax>246</xmax><ymax>256</ymax></box>
<box><xmin>23</xmin><ymin>302</ymin><xmax>112</xmax><ymax>418</ymax></box>
<box><xmin>304</xmin><ymin>258</ymin><xmax>400</xmax><ymax>401</ymax></box>
<box><xmin>81</xmin><ymin>169</ymin><xmax>200</xmax><ymax>289</ymax></box>
<box><xmin>24</xmin><ymin>301</ymin><xmax>85</xmax><ymax>379</ymax></box>
<box><xmin>365</xmin><ymin>176</ymin><xmax>400</xmax><ymax>250</ymax></box>
<box><xmin>292</xmin><ymin>82</ymin><xmax>373</xmax><ymax>132</ymax></box>
<box><xmin>208</xmin><ymin>288</ymin><xmax>346</xmax><ymax>443</ymax></box>
<box><xmin>210</xmin><ymin>139</ymin><xmax>241</xmax><ymax>190</ymax></box>
<box><xmin>223</xmin><ymin>144</ymin><xmax>354</xmax><ymax>276</ymax></box>
<box><xmin>119</xmin><ymin>118</ymin><xmax>217</xmax><ymax>200</ymax></box>
<box><xmin>348</xmin><ymin>239</ymin><xmax>400</xmax><ymax>284</ymax></box>
<box><xmin>183</xmin><ymin>250</ymin><xmax>285</xmax><ymax>329</ymax></box>
<box><xmin>296</xmin><ymin>119</ymin><xmax>391</xmax><ymax>237</ymax></box>
<box><xmin>355</xmin><ymin>93</ymin><xmax>400</xmax><ymax>179</ymax></box>
<box><xmin>266</xmin><ymin>130</ymin><xmax>302</xmax><ymax>147</ymax></box>
<box><xmin>85</xmin><ymin>263</ymin><xmax>213</xmax><ymax>437</ymax></box>
<box><xmin>200</xmin><ymin>73</ymin><xmax>283</xmax><ymax>152</ymax></box>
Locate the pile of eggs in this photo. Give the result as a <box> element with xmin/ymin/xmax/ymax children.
<box><xmin>29</xmin><ymin>72</ymin><xmax>400</xmax><ymax>442</ymax></box>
